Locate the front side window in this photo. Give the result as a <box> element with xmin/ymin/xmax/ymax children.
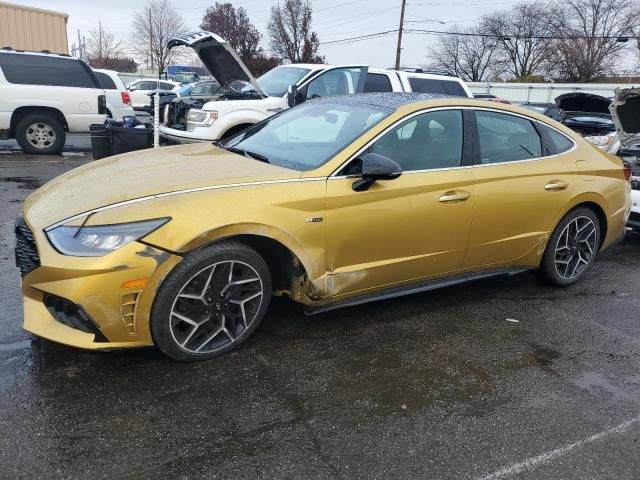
<box><xmin>160</xmin><ymin>82</ymin><xmax>176</xmax><ymax>90</ymax></box>
<box><xmin>306</xmin><ymin>68</ymin><xmax>365</xmax><ymax>101</ymax></box>
<box><xmin>368</xmin><ymin>110</ymin><xmax>464</xmax><ymax>172</ymax></box>
<box><xmin>223</xmin><ymin>102</ymin><xmax>392</xmax><ymax>171</ymax></box>
<box><xmin>0</xmin><ymin>53</ymin><xmax>99</xmax><ymax>88</ymax></box>
<box><xmin>250</xmin><ymin>66</ymin><xmax>311</xmax><ymax>97</ymax></box>
<box><xmin>476</xmin><ymin>110</ymin><xmax>542</xmax><ymax>164</ymax></box>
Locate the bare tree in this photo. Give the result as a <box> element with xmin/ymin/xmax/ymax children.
<box><xmin>267</xmin><ymin>0</ymin><xmax>324</xmax><ymax>63</ymax></box>
<box><xmin>426</xmin><ymin>26</ymin><xmax>504</xmax><ymax>82</ymax></box>
<box><xmin>201</xmin><ymin>2</ymin><xmax>281</xmax><ymax>75</ymax></box>
<box><xmin>87</xmin><ymin>22</ymin><xmax>123</xmax><ymax>61</ymax></box>
<box><xmin>550</xmin><ymin>0</ymin><xmax>636</xmax><ymax>81</ymax></box>
<box><xmin>130</xmin><ymin>0</ymin><xmax>186</xmax><ymax>76</ymax></box>
<box><xmin>480</xmin><ymin>1</ymin><xmax>556</xmax><ymax>80</ymax></box>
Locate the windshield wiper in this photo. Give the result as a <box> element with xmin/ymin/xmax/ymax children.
<box><xmin>222</xmin><ymin>145</ymin><xmax>269</xmax><ymax>163</ymax></box>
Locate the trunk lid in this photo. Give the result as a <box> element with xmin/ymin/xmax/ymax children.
<box><xmin>167</xmin><ymin>31</ymin><xmax>267</xmax><ymax>98</ymax></box>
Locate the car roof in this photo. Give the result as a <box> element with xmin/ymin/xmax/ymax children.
<box><xmin>0</xmin><ymin>48</ymin><xmax>74</xmax><ymax>59</ymax></box>
<box><xmin>308</xmin><ymin>92</ymin><xmax>453</xmax><ymax>110</ymax></box>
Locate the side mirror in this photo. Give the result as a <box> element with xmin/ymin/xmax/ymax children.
<box><xmin>287</xmin><ymin>84</ymin><xmax>297</xmax><ymax>108</ymax></box>
<box><xmin>352</xmin><ymin>153</ymin><xmax>402</xmax><ymax>192</ymax></box>
<box><xmin>129</xmin><ymin>86</ymin><xmax>137</xmax><ymax>91</ymax></box>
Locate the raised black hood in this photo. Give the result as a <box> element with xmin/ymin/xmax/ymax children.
<box><xmin>167</xmin><ymin>31</ymin><xmax>266</xmax><ymax>97</ymax></box>
<box><xmin>555</xmin><ymin>92</ymin><xmax>611</xmax><ymax>114</ymax></box>
<box><xmin>610</xmin><ymin>88</ymin><xmax>640</xmax><ymax>149</ymax></box>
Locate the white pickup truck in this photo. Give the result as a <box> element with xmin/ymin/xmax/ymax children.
<box><xmin>159</xmin><ymin>31</ymin><xmax>472</xmax><ymax>144</ymax></box>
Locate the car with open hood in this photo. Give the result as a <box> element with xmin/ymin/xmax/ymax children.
<box><xmin>555</xmin><ymin>92</ymin><xmax>615</xmax><ymax>143</ymax></box>
<box><xmin>158</xmin><ymin>31</ymin><xmax>472</xmax><ymax>144</ymax></box>
<box><xmin>607</xmin><ymin>88</ymin><xmax>640</xmax><ymax>233</ymax></box>
<box><xmin>16</xmin><ymin>93</ymin><xmax>631</xmax><ymax>361</ymax></box>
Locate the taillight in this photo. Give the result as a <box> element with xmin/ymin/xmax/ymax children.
<box><xmin>121</xmin><ymin>91</ymin><xmax>131</xmax><ymax>106</ymax></box>
<box><xmin>623</xmin><ymin>161</ymin><xmax>632</xmax><ymax>182</ymax></box>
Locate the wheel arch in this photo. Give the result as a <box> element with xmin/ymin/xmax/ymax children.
<box><xmin>180</xmin><ymin>224</ymin><xmax>320</xmax><ymax>302</ymax></box>
<box><xmin>557</xmin><ymin>193</ymin><xmax>609</xmax><ymax>251</ymax></box>
<box><xmin>10</xmin><ymin>106</ymin><xmax>68</xmax><ymax>134</ymax></box>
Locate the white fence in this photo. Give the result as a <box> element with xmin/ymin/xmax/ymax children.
<box><xmin>468</xmin><ymin>82</ymin><xmax>639</xmax><ymax>103</ymax></box>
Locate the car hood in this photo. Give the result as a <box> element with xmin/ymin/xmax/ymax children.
<box><xmin>24</xmin><ymin>143</ymin><xmax>299</xmax><ymax>229</ymax></box>
<box><xmin>610</xmin><ymin>87</ymin><xmax>640</xmax><ymax>149</ymax></box>
<box><xmin>555</xmin><ymin>92</ymin><xmax>611</xmax><ymax>114</ymax></box>
<box><xmin>167</xmin><ymin>31</ymin><xmax>266</xmax><ymax>98</ymax></box>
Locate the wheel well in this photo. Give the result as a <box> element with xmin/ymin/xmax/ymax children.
<box><xmin>573</xmin><ymin>201</ymin><xmax>608</xmax><ymax>250</ymax></box>
<box><xmin>10</xmin><ymin>106</ymin><xmax>68</xmax><ymax>135</ymax></box>
<box><xmin>221</xmin><ymin>123</ymin><xmax>253</xmax><ymax>140</ymax></box>
<box><xmin>215</xmin><ymin>234</ymin><xmax>307</xmax><ymax>294</ymax></box>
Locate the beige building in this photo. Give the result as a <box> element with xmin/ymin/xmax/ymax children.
<box><xmin>0</xmin><ymin>1</ymin><xmax>68</xmax><ymax>54</ymax></box>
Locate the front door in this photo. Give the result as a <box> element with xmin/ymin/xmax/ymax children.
<box><xmin>464</xmin><ymin>109</ymin><xmax>575</xmax><ymax>268</ymax></box>
<box><xmin>324</xmin><ymin>109</ymin><xmax>476</xmax><ymax>297</ymax></box>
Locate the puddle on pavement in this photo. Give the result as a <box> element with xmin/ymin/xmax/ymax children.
<box><xmin>0</xmin><ymin>176</ymin><xmax>42</xmax><ymax>190</ymax></box>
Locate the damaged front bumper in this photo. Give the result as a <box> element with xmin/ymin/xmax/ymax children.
<box><xmin>17</xmin><ymin>217</ymin><xmax>182</xmax><ymax>350</ymax></box>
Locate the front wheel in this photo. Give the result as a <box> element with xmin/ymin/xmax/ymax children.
<box><xmin>15</xmin><ymin>112</ymin><xmax>66</xmax><ymax>154</ymax></box>
<box><xmin>151</xmin><ymin>242</ymin><xmax>271</xmax><ymax>361</ymax></box>
<box><xmin>539</xmin><ymin>207</ymin><xmax>600</xmax><ymax>286</ymax></box>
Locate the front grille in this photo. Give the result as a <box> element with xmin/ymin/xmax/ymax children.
<box><xmin>43</xmin><ymin>294</ymin><xmax>108</xmax><ymax>342</ymax></box>
<box><xmin>14</xmin><ymin>216</ymin><xmax>40</xmax><ymax>278</ymax></box>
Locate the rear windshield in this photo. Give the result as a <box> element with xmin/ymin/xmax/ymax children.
<box><xmin>95</xmin><ymin>71</ymin><xmax>117</xmax><ymax>89</ymax></box>
<box><xmin>409</xmin><ymin>77</ymin><xmax>467</xmax><ymax>97</ymax></box>
<box><xmin>0</xmin><ymin>53</ymin><xmax>100</xmax><ymax>88</ymax></box>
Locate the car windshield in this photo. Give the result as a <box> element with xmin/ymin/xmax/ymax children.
<box><xmin>242</xmin><ymin>66</ymin><xmax>311</xmax><ymax>97</ymax></box>
<box><xmin>177</xmin><ymin>84</ymin><xmax>194</xmax><ymax>95</ymax></box>
<box><xmin>223</xmin><ymin>101</ymin><xmax>393</xmax><ymax>171</ymax></box>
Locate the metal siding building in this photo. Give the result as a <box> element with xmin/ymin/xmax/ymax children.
<box><xmin>0</xmin><ymin>1</ymin><xmax>68</xmax><ymax>54</ymax></box>
<box><xmin>468</xmin><ymin>82</ymin><xmax>640</xmax><ymax>103</ymax></box>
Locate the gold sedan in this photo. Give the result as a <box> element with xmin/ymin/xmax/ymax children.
<box><xmin>16</xmin><ymin>94</ymin><xmax>632</xmax><ymax>361</ymax></box>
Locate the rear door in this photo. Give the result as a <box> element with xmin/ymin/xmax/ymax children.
<box><xmin>463</xmin><ymin>109</ymin><xmax>576</xmax><ymax>268</ymax></box>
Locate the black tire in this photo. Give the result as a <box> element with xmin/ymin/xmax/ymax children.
<box><xmin>539</xmin><ymin>207</ymin><xmax>600</xmax><ymax>286</ymax></box>
<box><xmin>15</xmin><ymin>112</ymin><xmax>66</xmax><ymax>155</ymax></box>
<box><xmin>151</xmin><ymin>242</ymin><xmax>272</xmax><ymax>361</ymax></box>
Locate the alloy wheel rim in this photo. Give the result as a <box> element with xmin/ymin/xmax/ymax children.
<box><xmin>554</xmin><ymin>216</ymin><xmax>597</xmax><ymax>280</ymax></box>
<box><xmin>25</xmin><ymin>123</ymin><xmax>56</xmax><ymax>149</ymax></box>
<box><xmin>169</xmin><ymin>260</ymin><xmax>264</xmax><ymax>354</ymax></box>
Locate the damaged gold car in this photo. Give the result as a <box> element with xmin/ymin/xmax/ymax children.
<box><xmin>16</xmin><ymin>93</ymin><xmax>631</xmax><ymax>361</ymax></box>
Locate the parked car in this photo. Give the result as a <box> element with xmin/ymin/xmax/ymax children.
<box><xmin>517</xmin><ymin>102</ymin><xmax>561</xmax><ymax>121</ymax></box>
<box><xmin>16</xmin><ymin>93</ymin><xmax>631</xmax><ymax>361</ymax></box>
<box><xmin>93</xmin><ymin>69</ymin><xmax>135</xmax><ymax>121</ymax></box>
<box><xmin>555</xmin><ymin>92</ymin><xmax>615</xmax><ymax>138</ymax></box>
<box><xmin>0</xmin><ymin>49</ymin><xmax>106</xmax><ymax>154</ymax></box>
<box><xmin>159</xmin><ymin>31</ymin><xmax>472</xmax><ymax>144</ymax></box>
<box><xmin>126</xmin><ymin>79</ymin><xmax>181</xmax><ymax>110</ymax></box>
<box><xmin>606</xmin><ymin>88</ymin><xmax>640</xmax><ymax>234</ymax></box>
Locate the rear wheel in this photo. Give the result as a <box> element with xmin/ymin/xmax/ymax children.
<box><xmin>539</xmin><ymin>207</ymin><xmax>600</xmax><ymax>286</ymax></box>
<box><xmin>15</xmin><ymin>112</ymin><xmax>65</xmax><ymax>154</ymax></box>
<box><xmin>151</xmin><ymin>242</ymin><xmax>271</xmax><ymax>361</ymax></box>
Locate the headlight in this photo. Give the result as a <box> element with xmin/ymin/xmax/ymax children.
<box><xmin>187</xmin><ymin>109</ymin><xmax>218</xmax><ymax>124</ymax></box>
<box><xmin>584</xmin><ymin>134</ymin><xmax>614</xmax><ymax>148</ymax></box>
<box><xmin>46</xmin><ymin>218</ymin><xmax>170</xmax><ymax>257</ymax></box>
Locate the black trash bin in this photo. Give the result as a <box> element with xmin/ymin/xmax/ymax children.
<box><xmin>89</xmin><ymin>124</ymin><xmax>110</xmax><ymax>160</ymax></box>
<box><xmin>89</xmin><ymin>122</ymin><xmax>153</xmax><ymax>159</ymax></box>
<box><xmin>109</xmin><ymin>124</ymin><xmax>153</xmax><ymax>156</ymax></box>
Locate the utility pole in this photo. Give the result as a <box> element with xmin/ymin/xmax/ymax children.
<box><xmin>394</xmin><ymin>0</ymin><xmax>407</xmax><ymax>70</ymax></box>
<box><xmin>148</xmin><ymin>8</ymin><xmax>154</xmax><ymax>74</ymax></box>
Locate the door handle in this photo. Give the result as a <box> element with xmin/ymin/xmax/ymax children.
<box><xmin>544</xmin><ymin>180</ymin><xmax>569</xmax><ymax>191</ymax></box>
<box><xmin>438</xmin><ymin>190</ymin><xmax>471</xmax><ymax>203</ymax></box>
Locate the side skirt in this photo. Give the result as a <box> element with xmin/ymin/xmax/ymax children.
<box><xmin>304</xmin><ymin>267</ymin><xmax>532</xmax><ymax>315</ymax></box>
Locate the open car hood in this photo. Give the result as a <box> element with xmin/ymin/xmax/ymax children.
<box><xmin>610</xmin><ymin>88</ymin><xmax>640</xmax><ymax>149</ymax></box>
<box><xmin>167</xmin><ymin>31</ymin><xmax>266</xmax><ymax>97</ymax></box>
<box><xmin>555</xmin><ymin>92</ymin><xmax>611</xmax><ymax>114</ymax></box>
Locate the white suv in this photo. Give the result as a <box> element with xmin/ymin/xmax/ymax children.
<box><xmin>159</xmin><ymin>31</ymin><xmax>471</xmax><ymax>144</ymax></box>
<box><xmin>93</xmin><ymin>69</ymin><xmax>135</xmax><ymax>121</ymax></box>
<box><xmin>126</xmin><ymin>79</ymin><xmax>181</xmax><ymax>110</ymax></box>
<box><xmin>0</xmin><ymin>49</ymin><xmax>106</xmax><ymax>154</ymax></box>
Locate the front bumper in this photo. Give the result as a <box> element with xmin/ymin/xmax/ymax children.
<box><xmin>629</xmin><ymin>190</ymin><xmax>640</xmax><ymax>231</ymax></box>
<box><xmin>159</xmin><ymin>124</ymin><xmax>222</xmax><ymax>143</ymax></box>
<box><xmin>17</xmin><ymin>219</ymin><xmax>182</xmax><ymax>350</ymax></box>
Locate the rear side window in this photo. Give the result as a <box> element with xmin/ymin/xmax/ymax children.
<box><xmin>409</xmin><ymin>78</ymin><xmax>467</xmax><ymax>97</ymax></box>
<box><xmin>95</xmin><ymin>72</ymin><xmax>116</xmax><ymax>90</ymax></box>
<box><xmin>541</xmin><ymin>124</ymin><xmax>575</xmax><ymax>154</ymax></box>
<box><xmin>364</xmin><ymin>73</ymin><xmax>393</xmax><ymax>93</ymax></box>
<box><xmin>476</xmin><ymin>110</ymin><xmax>542</xmax><ymax>164</ymax></box>
<box><xmin>160</xmin><ymin>82</ymin><xmax>176</xmax><ymax>90</ymax></box>
<box><xmin>0</xmin><ymin>53</ymin><xmax>99</xmax><ymax>88</ymax></box>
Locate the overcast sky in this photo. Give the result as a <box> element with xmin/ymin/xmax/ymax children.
<box><xmin>16</xmin><ymin>0</ymin><xmax>638</xmax><ymax>71</ymax></box>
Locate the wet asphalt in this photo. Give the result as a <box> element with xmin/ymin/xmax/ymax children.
<box><xmin>0</xmin><ymin>148</ymin><xmax>639</xmax><ymax>480</ymax></box>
